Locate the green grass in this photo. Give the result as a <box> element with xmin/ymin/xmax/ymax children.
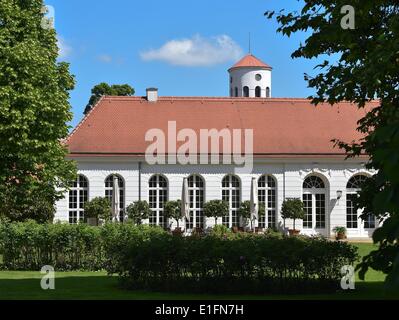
<box><xmin>0</xmin><ymin>243</ymin><xmax>397</xmax><ymax>300</ymax></box>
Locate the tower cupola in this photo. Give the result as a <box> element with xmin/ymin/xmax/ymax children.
<box><xmin>228</xmin><ymin>54</ymin><xmax>272</xmax><ymax>98</ymax></box>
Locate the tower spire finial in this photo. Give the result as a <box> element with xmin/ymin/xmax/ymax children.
<box><xmin>248</xmin><ymin>32</ymin><xmax>251</xmax><ymax>54</ymax></box>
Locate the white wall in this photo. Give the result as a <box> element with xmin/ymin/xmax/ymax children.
<box><xmin>55</xmin><ymin>158</ymin><xmax>376</xmax><ymax>238</ymax></box>
<box><xmin>229</xmin><ymin>68</ymin><xmax>272</xmax><ymax>98</ymax></box>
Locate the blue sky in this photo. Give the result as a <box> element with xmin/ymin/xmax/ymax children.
<box><xmin>48</xmin><ymin>0</ymin><xmax>316</xmax><ymax>128</ymax></box>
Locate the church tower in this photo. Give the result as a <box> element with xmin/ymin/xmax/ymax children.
<box><xmin>228</xmin><ymin>54</ymin><xmax>272</xmax><ymax>98</ymax></box>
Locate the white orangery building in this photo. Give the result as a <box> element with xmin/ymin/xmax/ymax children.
<box><xmin>56</xmin><ymin>54</ymin><xmax>379</xmax><ymax>239</ymax></box>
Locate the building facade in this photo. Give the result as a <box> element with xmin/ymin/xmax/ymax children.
<box><xmin>57</xmin><ymin>54</ymin><xmax>378</xmax><ymax>239</ymax></box>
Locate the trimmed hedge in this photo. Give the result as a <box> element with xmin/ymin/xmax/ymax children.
<box><xmin>101</xmin><ymin>224</ymin><xmax>359</xmax><ymax>294</ymax></box>
<box><xmin>0</xmin><ymin>220</ymin><xmax>104</xmax><ymax>270</ymax></box>
<box><xmin>0</xmin><ymin>221</ymin><xmax>359</xmax><ymax>294</ymax></box>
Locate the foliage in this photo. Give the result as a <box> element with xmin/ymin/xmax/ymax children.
<box><xmin>333</xmin><ymin>226</ymin><xmax>347</xmax><ymax>234</ymax></box>
<box><xmin>203</xmin><ymin>200</ymin><xmax>229</xmax><ymax>225</ymax></box>
<box><xmin>125</xmin><ymin>201</ymin><xmax>151</xmax><ymax>225</ymax></box>
<box><xmin>237</xmin><ymin>201</ymin><xmax>266</xmax><ymax>229</ymax></box>
<box><xmin>84</xmin><ymin>83</ymin><xmax>134</xmax><ymax>114</ymax></box>
<box><xmin>0</xmin><ymin>220</ymin><xmax>104</xmax><ymax>270</ymax></box>
<box><xmin>83</xmin><ymin>197</ymin><xmax>111</xmax><ymax>221</ymax></box>
<box><xmin>0</xmin><ymin>221</ymin><xmax>359</xmax><ymax>294</ymax></box>
<box><xmin>103</xmin><ymin>231</ymin><xmax>359</xmax><ymax>294</ymax></box>
<box><xmin>281</xmin><ymin>199</ymin><xmax>305</xmax><ymax>230</ymax></box>
<box><xmin>266</xmin><ymin>1</ymin><xmax>399</xmax><ymax>290</ymax></box>
<box><xmin>163</xmin><ymin>200</ymin><xmax>183</xmax><ymax>228</ymax></box>
<box><xmin>0</xmin><ymin>0</ymin><xmax>77</xmax><ymax>222</ymax></box>
<box><xmin>209</xmin><ymin>224</ymin><xmax>232</xmax><ymax>237</ymax></box>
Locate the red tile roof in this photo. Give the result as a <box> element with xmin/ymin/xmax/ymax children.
<box><xmin>66</xmin><ymin>96</ymin><xmax>377</xmax><ymax>158</ymax></box>
<box><xmin>229</xmin><ymin>54</ymin><xmax>272</xmax><ymax>71</ymax></box>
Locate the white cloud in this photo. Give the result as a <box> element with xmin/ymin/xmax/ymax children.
<box><xmin>97</xmin><ymin>54</ymin><xmax>113</xmax><ymax>63</ymax></box>
<box><xmin>140</xmin><ymin>34</ymin><xmax>243</xmax><ymax>67</ymax></box>
<box><xmin>57</xmin><ymin>36</ymin><xmax>72</xmax><ymax>59</ymax></box>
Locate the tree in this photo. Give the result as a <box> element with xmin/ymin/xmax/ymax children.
<box><xmin>0</xmin><ymin>0</ymin><xmax>77</xmax><ymax>222</ymax></box>
<box><xmin>237</xmin><ymin>201</ymin><xmax>266</xmax><ymax>230</ymax></box>
<box><xmin>163</xmin><ymin>200</ymin><xmax>183</xmax><ymax>229</ymax></box>
<box><xmin>84</xmin><ymin>83</ymin><xmax>135</xmax><ymax>114</ymax></box>
<box><xmin>266</xmin><ymin>2</ymin><xmax>399</xmax><ymax>290</ymax></box>
<box><xmin>204</xmin><ymin>200</ymin><xmax>229</xmax><ymax>226</ymax></box>
<box><xmin>84</xmin><ymin>197</ymin><xmax>112</xmax><ymax>222</ymax></box>
<box><xmin>126</xmin><ymin>200</ymin><xmax>151</xmax><ymax>225</ymax></box>
<box><xmin>280</xmin><ymin>199</ymin><xmax>305</xmax><ymax>231</ymax></box>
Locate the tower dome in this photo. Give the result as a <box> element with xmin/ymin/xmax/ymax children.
<box><xmin>228</xmin><ymin>54</ymin><xmax>272</xmax><ymax>98</ymax></box>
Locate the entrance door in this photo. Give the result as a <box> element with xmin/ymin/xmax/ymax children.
<box><xmin>302</xmin><ymin>176</ymin><xmax>327</xmax><ymax>236</ymax></box>
<box><xmin>346</xmin><ymin>175</ymin><xmax>376</xmax><ymax>238</ymax></box>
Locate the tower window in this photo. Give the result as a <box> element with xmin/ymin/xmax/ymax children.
<box><xmin>243</xmin><ymin>86</ymin><xmax>249</xmax><ymax>97</ymax></box>
<box><xmin>255</xmin><ymin>74</ymin><xmax>262</xmax><ymax>81</ymax></box>
<box><xmin>255</xmin><ymin>86</ymin><xmax>261</xmax><ymax>97</ymax></box>
<box><xmin>266</xmin><ymin>87</ymin><xmax>270</xmax><ymax>98</ymax></box>
<box><xmin>230</xmin><ymin>76</ymin><xmax>233</xmax><ymax>84</ymax></box>
<box><xmin>235</xmin><ymin>87</ymin><xmax>238</xmax><ymax>97</ymax></box>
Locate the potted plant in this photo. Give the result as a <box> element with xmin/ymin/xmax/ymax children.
<box><xmin>280</xmin><ymin>198</ymin><xmax>305</xmax><ymax>236</ymax></box>
<box><xmin>256</xmin><ymin>203</ymin><xmax>266</xmax><ymax>233</ymax></box>
<box><xmin>83</xmin><ymin>197</ymin><xmax>112</xmax><ymax>226</ymax></box>
<box><xmin>125</xmin><ymin>200</ymin><xmax>151</xmax><ymax>225</ymax></box>
<box><xmin>163</xmin><ymin>200</ymin><xmax>184</xmax><ymax>235</ymax></box>
<box><xmin>237</xmin><ymin>201</ymin><xmax>266</xmax><ymax>232</ymax></box>
<box><xmin>333</xmin><ymin>226</ymin><xmax>347</xmax><ymax>240</ymax></box>
<box><xmin>204</xmin><ymin>200</ymin><xmax>229</xmax><ymax>227</ymax></box>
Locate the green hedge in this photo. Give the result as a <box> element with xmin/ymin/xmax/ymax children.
<box><xmin>0</xmin><ymin>221</ymin><xmax>359</xmax><ymax>294</ymax></box>
<box><xmin>101</xmin><ymin>224</ymin><xmax>359</xmax><ymax>294</ymax></box>
<box><xmin>0</xmin><ymin>220</ymin><xmax>104</xmax><ymax>270</ymax></box>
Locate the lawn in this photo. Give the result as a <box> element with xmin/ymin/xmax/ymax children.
<box><xmin>0</xmin><ymin>243</ymin><xmax>397</xmax><ymax>300</ymax></box>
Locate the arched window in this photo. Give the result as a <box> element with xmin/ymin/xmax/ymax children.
<box><xmin>302</xmin><ymin>176</ymin><xmax>326</xmax><ymax>229</ymax></box>
<box><xmin>346</xmin><ymin>175</ymin><xmax>375</xmax><ymax>229</ymax></box>
<box><xmin>222</xmin><ymin>175</ymin><xmax>241</xmax><ymax>227</ymax></box>
<box><xmin>149</xmin><ymin>175</ymin><xmax>168</xmax><ymax>228</ymax></box>
<box><xmin>69</xmin><ymin>175</ymin><xmax>88</xmax><ymax>224</ymax></box>
<box><xmin>105</xmin><ymin>174</ymin><xmax>125</xmax><ymax>222</ymax></box>
<box><xmin>266</xmin><ymin>87</ymin><xmax>270</xmax><ymax>98</ymax></box>
<box><xmin>243</xmin><ymin>86</ymin><xmax>249</xmax><ymax>97</ymax></box>
<box><xmin>255</xmin><ymin>86</ymin><xmax>261</xmax><ymax>97</ymax></box>
<box><xmin>230</xmin><ymin>88</ymin><xmax>233</xmax><ymax>97</ymax></box>
<box><xmin>258</xmin><ymin>175</ymin><xmax>277</xmax><ymax>229</ymax></box>
<box><xmin>235</xmin><ymin>87</ymin><xmax>238</xmax><ymax>97</ymax></box>
<box><xmin>186</xmin><ymin>175</ymin><xmax>205</xmax><ymax>229</ymax></box>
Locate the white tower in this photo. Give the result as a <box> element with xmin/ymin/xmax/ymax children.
<box><xmin>228</xmin><ymin>54</ymin><xmax>272</xmax><ymax>98</ymax></box>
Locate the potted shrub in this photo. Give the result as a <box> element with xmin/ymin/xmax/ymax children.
<box><xmin>280</xmin><ymin>198</ymin><xmax>305</xmax><ymax>236</ymax></box>
<box><xmin>333</xmin><ymin>226</ymin><xmax>347</xmax><ymax>240</ymax></box>
<box><xmin>163</xmin><ymin>200</ymin><xmax>184</xmax><ymax>235</ymax></box>
<box><xmin>83</xmin><ymin>197</ymin><xmax>112</xmax><ymax>226</ymax></box>
<box><xmin>125</xmin><ymin>200</ymin><xmax>151</xmax><ymax>225</ymax></box>
<box><xmin>204</xmin><ymin>200</ymin><xmax>229</xmax><ymax>227</ymax></box>
<box><xmin>237</xmin><ymin>201</ymin><xmax>266</xmax><ymax>232</ymax></box>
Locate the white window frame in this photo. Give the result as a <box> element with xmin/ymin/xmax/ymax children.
<box><xmin>302</xmin><ymin>176</ymin><xmax>326</xmax><ymax>231</ymax></box>
<box><xmin>222</xmin><ymin>175</ymin><xmax>241</xmax><ymax>228</ymax></box>
<box><xmin>258</xmin><ymin>175</ymin><xmax>277</xmax><ymax>229</ymax></box>
<box><xmin>69</xmin><ymin>175</ymin><xmax>89</xmax><ymax>224</ymax></box>
<box><xmin>149</xmin><ymin>175</ymin><xmax>168</xmax><ymax>227</ymax></box>
<box><xmin>186</xmin><ymin>175</ymin><xmax>205</xmax><ymax>230</ymax></box>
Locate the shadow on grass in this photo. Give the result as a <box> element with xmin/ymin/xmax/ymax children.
<box><xmin>0</xmin><ymin>275</ymin><xmax>397</xmax><ymax>300</ymax></box>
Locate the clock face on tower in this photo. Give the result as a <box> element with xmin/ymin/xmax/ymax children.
<box><xmin>255</xmin><ymin>74</ymin><xmax>262</xmax><ymax>81</ymax></box>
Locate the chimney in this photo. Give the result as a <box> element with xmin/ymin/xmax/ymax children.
<box><xmin>146</xmin><ymin>88</ymin><xmax>158</xmax><ymax>102</ymax></box>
